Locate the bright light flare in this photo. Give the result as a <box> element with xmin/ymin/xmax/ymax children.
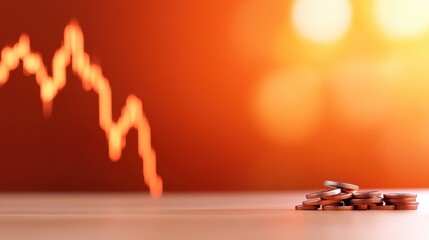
<box><xmin>291</xmin><ymin>0</ymin><xmax>352</xmax><ymax>43</ymax></box>
<box><xmin>375</xmin><ymin>0</ymin><xmax>429</xmax><ymax>39</ymax></box>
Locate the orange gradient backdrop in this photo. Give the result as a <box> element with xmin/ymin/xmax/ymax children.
<box><xmin>0</xmin><ymin>0</ymin><xmax>428</xmax><ymax>192</ymax></box>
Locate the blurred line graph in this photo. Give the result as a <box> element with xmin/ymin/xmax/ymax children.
<box><xmin>0</xmin><ymin>20</ymin><xmax>162</xmax><ymax>197</ymax></box>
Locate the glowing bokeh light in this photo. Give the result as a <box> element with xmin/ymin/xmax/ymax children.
<box><xmin>375</xmin><ymin>0</ymin><xmax>429</xmax><ymax>39</ymax></box>
<box><xmin>330</xmin><ymin>58</ymin><xmax>401</xmax><ymax>127</ymax></box>
<box><xmin>253</xmin><ymin>69</ymin><xmax>322</xmax><ymax>143</ymax></box>
<box><xmin>291</xmin><ymin>0</ymin><xmax>352</xmax><ymax>43</ymax></box>
<box><xmin>0</xmin><ymin>21</ymin><xmax>163</xmax><ymax>197</ymax></box>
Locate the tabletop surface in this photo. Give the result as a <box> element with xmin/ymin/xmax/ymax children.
<box><xmin>0</xmin><ymin>190</ymin><xmax>428</xmax><ymax>240</ymax></box>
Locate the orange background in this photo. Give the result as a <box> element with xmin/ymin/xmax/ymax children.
<box><xmin>0</xmin><ymin>0</ymin><xmax>428</xmax><ymax>192</ymax></box>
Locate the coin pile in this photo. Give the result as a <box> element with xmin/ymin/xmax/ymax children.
<box><xmin>295</xmin><ymin>180</ymin><xmax>419</xmax><ymax>211</ymax></box>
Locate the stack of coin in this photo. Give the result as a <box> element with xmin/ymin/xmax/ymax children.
<box><xmin>295</xmin><ymin>180</ymin><xmax>419</xmax><ymax>211</ymax></box>
<box><xmin>350</xmin><ymin>191</ymin><xmax>385</xmax><ymax>210</ymax></box>
<box><xmin>383</xmin><ymin>193</ymin><xmax>419</xmax><ymax>210</ymax></box>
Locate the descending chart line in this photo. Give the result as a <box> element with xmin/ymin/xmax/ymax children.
<box><xmin>0</xmin><ymin>20</ymin><xmax>163</xmax><ymax>197</ymax></box>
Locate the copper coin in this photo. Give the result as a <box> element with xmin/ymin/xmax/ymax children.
<box><xmin>324</xmin><ymin>180</ymin><xmax>359</xmax><ymax>191</ymax></box>
<box><xmin>350</xmin><ymin>197</ymin><xmax>383</xmax><ymax>205</ymax></box>
<box><xmin>341</xmin><ymin>189</ymin><xmax>357</xmax><ymax>194</ymax></box>
<box><xmin>322</xmin><ymin>193</ymin><xmax>353</xmax><ymax>200</ymax></box>
<box><xmin>322</xmin><ymin>205</ymin><xmax>354</xmax><ymax>211</ymax></box>
<box><xmin>384</xmin><ymin>198</ymin><xmax>417</xmax><ymax>203</ymax></box>
<box><xmin>396</xmin><ymin>205</ymin><xmax>418</xmax><ymax>210</ymax></box>
<box><xmin>353</xmin><ymin>191</ymin><xmax>382</xmax><ymax>199</ymax></box>
<box><xmin>295</xmin><ymin>205</ymin><xmax>319</xmax><ymax>210</ymax></box>
<box><xmin>354</xmin><ymin>205</ymin><xmax>368</xmax><ymax>210</ymax></box>
<box><xmin>306</xmin><ymin>188</ymin><xmax>341</xmax><ymax>199</ymax></box>
<box><xmin>324</xmin><ymin>201</ymin><xmax>344</xmax><ymax>206</ymax></box>
<box><xmin>384</xmin><ymin>193</ymin><xmax>417</xmax><ymax>199</ymax></box>
<box><xmin>302</xmin><ymin>199</ymin><xmax>341</xmax><ymax>206</ymax></box>
<box><xmin>389</xmin><ymin>202</ymin><xmax>419</xmax><ymax>206</ymax></box>
<box><xmin>369</xmin><ymin>205</ymin><xmax>395</xmax><ymax>210</ymax></box>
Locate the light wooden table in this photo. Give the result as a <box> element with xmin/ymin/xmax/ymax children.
<box><xmin>0</xmin><ymin>190</ymin><xmax>427</xmax><ymax>240</ymax></box>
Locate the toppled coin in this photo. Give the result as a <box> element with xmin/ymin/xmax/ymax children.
<box><xmin>384</xmin><ymin>198</ymin><xmax>417</xmax><ymax>204</ymax></box>
<box><xmin>350</xmin><ymin>197</ymin><xmax>383</xmax><ymax>205</ymax></box>
<box><xmin>341</xmin><ymin>189</ymin><xmax>358</xmax><ymax>194</ymax></box>
<box><xmin>302</xmin><ymin>199</ymin><xmax>341</xmax><ymax>206</ymax></box>
<box><xmin>295</xmin><ymin>205</ymin><xmax>319</xmax><ymax>210</ymax></box>
<box><xmin>354</xmin><ymin>205</ymin><xmax>368</xmax><ymax>210</ymax></box>
<box><xmin>324</xmin><ymin>202</ymin><xmax>345</xmax><ymax>206</ymax></box>
<box><xmin>353</xmin><ymin>191</ymin><xmax>381</xmax><ymax>199</ymax></box>
<box><xmin>306</xmin><ymin>188</ymin><xmax>341</xmax><ymax>199</ymax></box>
<box><xmin>324</xmin><ymin>180</ymin><xmax>359</xmax><ymax>191</ymax></box>
<box><xmin>396</xmin><ymin>205</ymin><xmax>418</xmax><ymax>210</ymax></box>
<box><xmin>322</xmin><ymin>205</ymin><xmax>354</xmax><ymax>211</ymax></box>
<box><xmin>388</xmin><ymin>201</ymin><xmax>419</xmax><ymax>206</ymax></box>
<box><xmin>322</xmin><ymin>193</ymin><xmax>353</xmax><ymax>200</ymax></box>
<box><xmin>368</xmin><ymin>205</ymin><xmax>395</xmax><ymax>210</ymax></box>
<box><xmin>384</xmin><ymin>193</ymin><xmax>417</xmax><ymax>199</ymax></box>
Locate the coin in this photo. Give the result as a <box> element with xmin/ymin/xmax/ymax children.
<box><xmin>295</xmin><ymin>181</ymin><xmax>418</xmax><ymax>211</ymax></box>
<box><xmin>368</xmin><ymin>205</ymin><xmax>395</xmax><ymax>210</ymax></box>
<box><xmin>322</xmin><ymin>205</ymin><xmax>354</xmax><ymax>211</ymax></box>
<box><xmin>353</xmin><ymin>191</ymin><xmax>382</xmax><ymax>199</ymax></box>
<box><xmin>324</xmin><ymin>180</ymin><xmax>359</xmax><ymax>191</ymax></box>
<box><xmin>384</xmin><ymin>193</ymin><xmax>417</xmax><ymax>199</ymax></box>
<box><xmin>306</xmin><ymin>188</ymin><xmax>342</xmax><ymax>199</ymax></box>
<box><xmin>396</xmin><ymin>205</ymin><xmax>418</xmax><ymax>210</ymax></box>
<box><xmin>350</xmin><ymin>197</ymin><xmax>383</xmax><ymax>205</ymax></box>
<box><xmin>388</xmin><ymin>202</ymin><xmax>419</xmax><ymax>206</ymax></box>
<box><xmin>354</xmin><ymin>205</ymin><xmax>368</xmax><ymax>210</ymax></box>
<box><xmin>322</xmin><ymin>193</ymin><xmax>352</xmax><ymax>200</ymax></box>
<box><xmin>341</xmin><ymin>189</ymin><xmax>357</xmax><ymax>194</ymax></box>
<box><xmin>295</xmin><ymin>205</ymin><xmax>319</xmax><ymax>210</ymax></box>
<box><xmin>384</xmin><ymin>198</ymin><xmax>417</xmax><ymax>203</ymax></box>
<box><xmin>324</xmin><ymin>201</ymin><xmax>344</xmax><ymax>206</ymax></box>
<box><xmin>302</xmin><ymin>199</ymin><xmax>341</xmax><ymax>206</ymax></box>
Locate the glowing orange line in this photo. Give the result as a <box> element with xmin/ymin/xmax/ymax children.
<box><xmin>0</xmin><ymin>20</ymin><xmax>163</xmax><ymax>197</ymax></box>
